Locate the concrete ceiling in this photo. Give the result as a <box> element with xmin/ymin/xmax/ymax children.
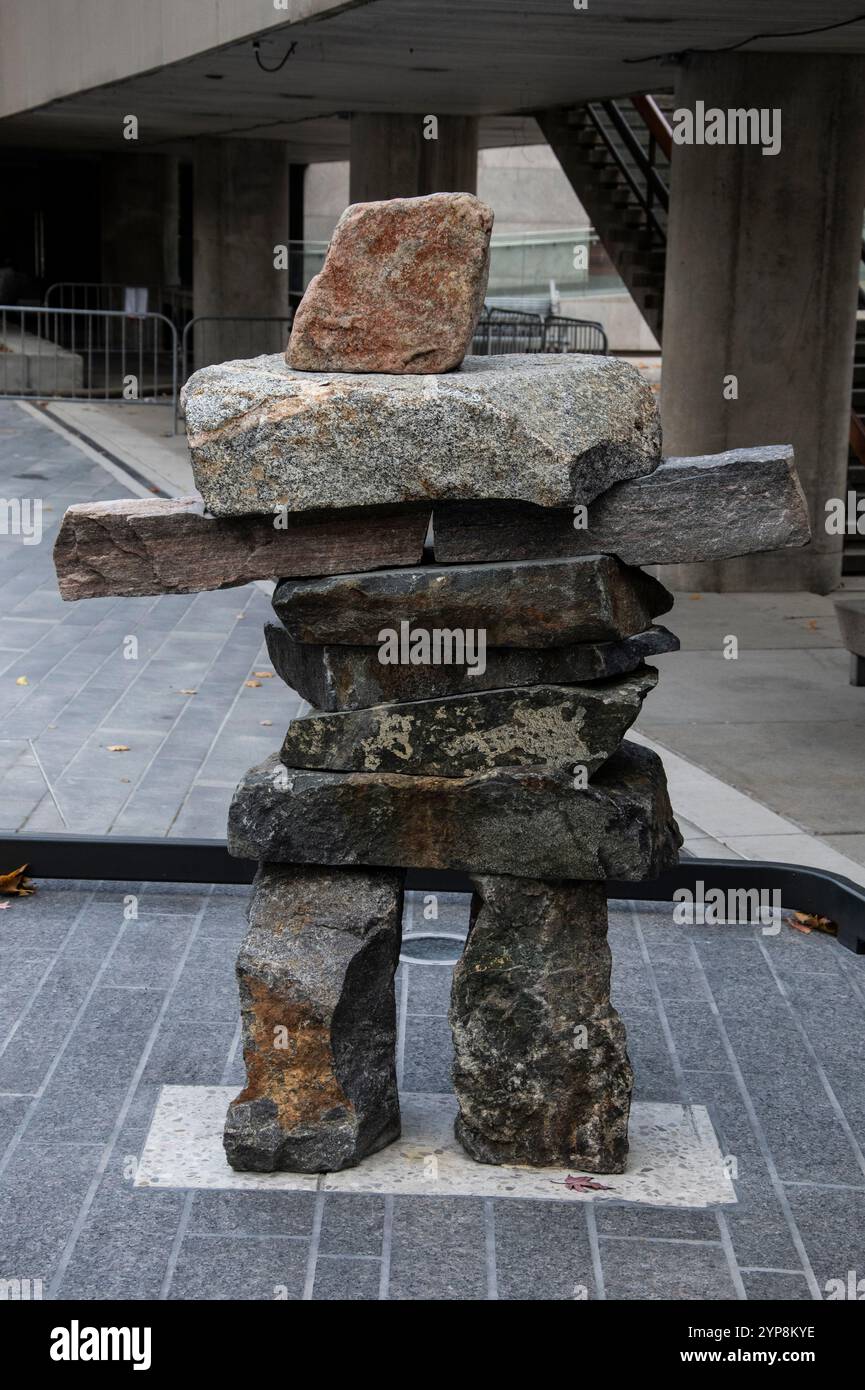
<box><xmin>2</xmin><ymin>0</ymin><xmax>865</xmax><ymax>157</ymax></box>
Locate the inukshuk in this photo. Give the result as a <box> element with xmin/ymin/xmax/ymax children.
<box><xmin>53</xmin><ymin>192</ymin><xmax>811</xmax><ymax>1175</ymax></box>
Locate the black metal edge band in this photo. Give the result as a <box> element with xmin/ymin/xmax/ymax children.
<box><xmin>4</xmin><ymin>832</ymin><xmax>863</xmax><ymax>955</ymax></box>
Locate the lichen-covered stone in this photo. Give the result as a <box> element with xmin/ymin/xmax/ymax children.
<box><xmin>224</xmin><ymin>864</ymin><xmax>404</xmax><ymax>1173</ymax></box>
<box><xmin>287</xmin><ymin>192</ymin><xmax>493</xmax><ymax>374</ymax></box>
<box><xmin>182</xmin><ymin>353</ymin><xmax>661</xmax><ymax>518</ymax></box>
<box><xmin>450</xmin><ymin>876</ymin><xmax>632</xmax><ymax>1171</ymax></box>
<box><xmin>52</xmin><ymin>497</ymin><xmax>430</xmax><ymax>600</ymax></box>
<box><xmin>432</xmin><ymin>447</ymin><xmax>810</xmax><ymax>566</ymax></box>
<box><xmin>227</xmin><ymin>740</ymin><xmax>682</xmax><ymax>881</ymax></box>
<box><xmin>279</xmin><ymin>670</ymin><xmax>657</xmax><ymax>778</ymax></box>
<box><xmin>272</xmin><ymin>556</ymin><xmax>673</xmax><ymax>649</ymax></box>
<box><xmin>264</xmin><ymin>621</ymin><xmax>680</xmax><ymax>710</ymax></box>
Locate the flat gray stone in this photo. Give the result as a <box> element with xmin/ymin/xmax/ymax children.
<box><xmin>432</xmin><ymin>447</ymin><xmax>810</xmax><ymax>565</ymax></box>
<box><xmin>53</xmin><ymin>497</ymin><xmax>430</xmax><ymax>600</ymax></box>
<box><xmin>182</xmin><ymin>352</ymin><xmax>661</xmax><ymax>517</ymax></box>
<box><xmin>224</xmin><ymin>864</ymin><xmax>404</xmax><ymax>1173</ymax></box>
<box><xmin>264</xmin><ymin>621</ymin><xmax>680</xmax><ymax>710</ymax></box>
<box><xmin>227</xmin><ymin>740</ymin><xmax>682</xmax><ymax>881</ymax></box>
<box><xmin>271</xmin><ymin>556</ymin><xmax>673</xmax><ymax>648</ymax></box>
<box><xmin>278</xmin><ymin>670</ymin><xmax>657</xmax><ymax>778</ymax></box>
<box><xmin>451</xmin><ymin>877</ymin><xmax>632</xmax><ymax>1171</ymax></box>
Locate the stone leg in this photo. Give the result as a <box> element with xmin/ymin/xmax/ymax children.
<box><xmin>224</xmin><ymin>864</ymin><xmax>404</xmax><ymax>1173</ymax></box>
<box><xmin>450</xmin><ymin>876</ymin><xmax>632</xmax><ymax>1172</ymax></box>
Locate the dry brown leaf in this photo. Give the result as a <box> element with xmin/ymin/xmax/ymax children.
<box><xmin>688</xmin><ymin>593</ymin><xmax>703</xmax><ymax>601</ymax></box>
<box><xmin>15</xmin><ymin>676</ymin><xmax>28</xmax><ymax>686</ymax></box>
<box><xmin>786</xmin><ymin>910</ymin><xmax>837</xmax><ymax>937</ymax></box>
<box><xmin>244</xmin><ymin>680</ymin><xmax>261</xmax><ymax>688</ymax></box>
<box><xmin>253</xmin><ymin>671</ymin><xmax>275</xmax><ymax>679</ymax></box>
<box><xmin>179</xmin><ymin>689</ymin><xmax>197</xmax><ymax>695</ymax></box>
<box><xmin>106</xmin><ymin>744</ymin><xmax>130</xmax><ymax>752</ymax></box>
<box><xmin>806</xmin><ymin>619</ymin><xmax>819</xmax><ymax>631</ymax></box>
<box><xmin>0</xmin><ymin>864</ymin><xmax>36</xmax><ymax>896</ymax></box>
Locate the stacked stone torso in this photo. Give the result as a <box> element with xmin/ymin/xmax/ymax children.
<box><xmin>52</xmin><ymin>193</ymin><xmax>811</xmax><ymax>1177</ymax></box>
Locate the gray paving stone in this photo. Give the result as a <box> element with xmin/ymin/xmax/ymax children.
<box><xmin>494</xmin><ymin>1198</ymin><xmax>596</xmax><ymax>1300</ymax></box>
<box><xmin>593</xmin><ymin>1203</ymin><xmax>720</xmax><ymax>1241</ymax></box>
<box><xmin>401</xmin><ymin>1017</ymin><xmax>454</xmax><ymax>1094</ymax></box>
<box><xmin>142</xmin><ymin>1016</ymin><xmax>237</xmax><ymax>1085</ymax></box>
<box><xmin>387</xmin><ymin>1197</ymin><xmax>488</xmax><ymax>1300</ymax></box>
<box><xmin>785</xmin><ymin>1186</ymin><xmax>865</xmax><ymax>1293</ymax></box>
<box><xmin>189</xmin><ymin>1190</ymin><xmax>316</xmax><ymax>1236</ymax></box>
<box><xmin>598</xmin><ymin>1236</ymin><xmax>740</xmax><ymax>1300</ymax></box>
<box><xmin>318</xmin><ymin>1194</ymin><xmax>386</xmax><ymax>1256</ymax></box>
<box><xmin>54</xmin><ymin>1221</ymin><xmax>174</xmax><ymax>1300</ymax></box>
<box><xmin>740</xmin><ymin>1270</ymin><xmax>813</xmax><ymax>1300</ymax></box>
<box><xmin>167</xmin><ymin>1234</ymin><xmax>309</xmax><ymax>1300</ymax></box>
<box><xmin>313</xmin><ymin>1257</ymin><xmax>382</xmax><ymax>1300</ymax></box>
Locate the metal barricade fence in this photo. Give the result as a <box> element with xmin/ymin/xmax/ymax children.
<box><xmin>543</xmin><ymin>314</ymin><xmax>608</xmax><ymax>354</ymax></box>
<box><xmin>472</xmin><ymin>306</ymin><xmax>546</xmax><ymax>355</ymax></box>
<box><xmin>177</xmin><ymin>315</ymin><xmax>294</xmax><ymax>424</ymax></box>
<box><xmin>0</xmin><ymin>305</ymin><xmax>178</xmax><ymax>408</ymax></box>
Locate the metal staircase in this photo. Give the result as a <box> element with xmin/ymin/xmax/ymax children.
<box><xmin>537</xmin><ymin>95</ymin><xmax>672</xmax><ymax>339</ymax></box>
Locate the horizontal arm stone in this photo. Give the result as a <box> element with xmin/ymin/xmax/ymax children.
<box><xmin>431</xmin><ymin>446</ymin><xmax>810</xmax><ymax>566</ymax></box>
<box><xmin>52</xmin><ymin>497</ymin><xmax>430</xmax><ymax>600</ymax></box>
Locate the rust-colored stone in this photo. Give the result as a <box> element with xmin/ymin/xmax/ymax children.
<box><xmin>286</xmin><ymin>192</ymin><xmax>493</xmax><ymax>374</ymax></box>
<box><xmin>224</xmin><ymin>864</ymin><xmax>404</xmax><ymax>1173</ymax></box>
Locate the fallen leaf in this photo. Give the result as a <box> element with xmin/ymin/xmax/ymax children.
<box><xmin>786</xmin><ymin>910</ymin><xmax>836</xmax><ymax>937</ymax></box>
<box><xmin>179</xmin><ymin>689</ymin><xmax>197</xmax><ymax>695</ymax></box>
<box><xmin>563</xmin><ymin>1174</ymin><xmax>614</xmax><ymax>1193</ymax></box>
<box><xmin>15</xmin><ymin>676</ymin><xmax>28</xmax><ymax>685</ymax></box>
<box><xmin>806</xmin><ymin>619</ymin><xmax>819</xmax><ymax>631</ymax></box>
<box><xmin>0</xmin><ymin>864</ymin><xmax>36</xmax><ymax>896</ymax></box>
<box><xmin>245</xmin><ymin>680</ymin><xmax>261</xmax><ymax>688</ymax></box>
<box><xmin>106</xmin><ymin>744</ymin><xmax>130</xmax><ymax>752</ymax></box>
<box><xmin>260</xmin><ymin>720</ymin><xmax>273</xmax><ymax>727</ymax></box>
<box><xmin>253</xmin><ymin>671</ymin><xmax>275</xmax><ymax>679</ymax></box>
<box><xmin>0</xmin><ymin>901</ymin><xmax>9</xmax><ymax>910</ymax></box>
<box><xmin>688</xmin><ymin>593</ymin><xmax>702</xmax><ymax>601</ymax></box>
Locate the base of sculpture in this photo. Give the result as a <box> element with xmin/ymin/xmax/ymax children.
<box><xmin>450</xmin><ymin>877</ymin><xmax>632</xmax><ymax>1172</ymax></box>
<box><xmin>224</xmin><ymin>866</ymin><xmax>634</xmax><ymax>1176</ymax></box>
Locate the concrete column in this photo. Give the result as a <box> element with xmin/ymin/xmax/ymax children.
<box><xmin>660</xmin><ymin>54</ymin><xmax>865</xmax><ymax>594</ymax></box>
<box><xmin>192</xmin><ymin>138</ymin><xmax>290</xmax><ymax>366</ymax></box>
<box><xmin>101</xmin><ymin>153</ymin><xmax>176</xmax><ymax>294</ymax></box>
<box><xmin>349</xmin><ymin>114</ymin><xmax>478</xmax><ymax>203</ymax></box>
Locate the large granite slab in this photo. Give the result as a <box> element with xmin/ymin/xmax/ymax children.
<box><xmin>182</xmin><ymin>353</ymin><xmax>661</xmax><ymax>518</ymax></box>
<box><xmin>53</xmin><ymin>497</ymin><xmax>430</xmax><ymax>600</ymax></box>
<box><xmin>264</xmin><ymin>621</ymin><xmax>679</xmax><ymax>710</ymax></box>
<box><xmin>224</xmin><ymin>864</ymin><xmax>404</xmax><ymax>1173</ymax></box>
<box><xmin>271</xmin><ymin>556</ymin><xmax>673</xmax><ymax>649</ymax></box>
<box><xmin>278</xmin><ymin>670</ymin><xmax>656</xmax><ymax>778</ymax></box>
<box><xmin>432</xmin><ymin>447</ymin><xmax>810</xmax><ymax>566</ymax></box>
<box><xmin>287</xmin><ymin>192</ymin><xmax>493</xmax><ymax>373</ymax></box>
<box><xmin>227</xmin><ymin>740</ymin><xmax>682</xmax><ymax>881</ymax></box>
